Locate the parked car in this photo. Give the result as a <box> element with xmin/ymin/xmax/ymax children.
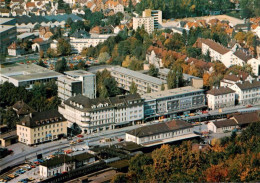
<box><xmin>77</xmin><ymin>139</ymin><xmax>83</xmax><ymax>143</ymax></box>
<box><xmin>70</xmin><ymin>141</ymin><xmax>76</xmax><ymax>145</ymax></box>
<box><xmin>77</xmin><ymin>134</ymin><xmax>84</xmax><ymax>138</ymax></box>
<box><xmin>117</xmin><ymin>138</ymin><xmax>124</xmax><ymax>142</ymax></box>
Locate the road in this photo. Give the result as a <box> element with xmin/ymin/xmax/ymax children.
<box><xmin>0</xmin><ymin>123</ymin><xmax>143</xmax><ymax>172</ymax></box>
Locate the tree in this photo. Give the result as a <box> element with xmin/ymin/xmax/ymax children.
<box><xmin>46</xmin><ymin>48</ymin><xmax>57</xmax><ymax>58</ymax></box>
<box><xmin>55</xmin><ymin>57</ymin><xmax>67</xmax><ymax>73</ymax></box>
<box><xmin>57</xmin><ymin>38</ymin><xmax>71</xmax><ymax>56</ymax></box>
<box><xmin>130</xmin><ymin>81</ymin><xmax>137</xmax><ymax>94</ymax></box>
<box><xmin>38</xmin><ymin>60</ymin><xmax>47</xmax><ymax>68</ymax></box>
<box><xmin>167</xmin><ymin>69</ymin><xmax>176</xmax><ymax>89</ymax></box>
<box><xmin>39</xmin><ymin>50</ymin><xmax>44</xmax><ymax>58</ymax></box>
<box><xmin>98</xmin><ymin>52</ymin><xmax>110</xmax><ymax>64</ymax></box>
<box><xmin>148</xmin><ymin>64</ymin><xmax>159</xmax><ymax>77</ymax></box>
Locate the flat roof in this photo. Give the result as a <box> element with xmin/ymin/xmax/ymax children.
<box><xmin>64</xmin><ymin>70</ymin><xmax>95</xmax><ymax>77</ymax></box>
<box><xmin>110</xmin><ymin>66</ymin><xmax>166</xmax><ymax>85</ymax></box>
<box><xmin>17</xmin><ymin>32</ymin><xmax>38</xmax><ymax>39</ymax></box>
<box><xmin>0</xmin><ymin>25</ymin><xmax>15</xmax><ymax>33</ymax></box>
<box><xmin>142</xmin><ymin>86</ymin><xmax>204</xmax><ymax>100</ymax></box>
<box><xmin>159</xmin><ymin>68</ymin><xmax>200</xmax><ymax>80</ymax></box>
<box><xmin>58</xmin><ymin>75</ymin><xmax>82</xmax><ymax>84</ymax></box>
<box><xmin>0</xmin><ymin>63</ymin><xmax>63</xmax><ymax>81</ymax></box>
<box><xmin>0</xmin><ymin>18</ymin><xmax>15</xmax><ymax>25</ymax></box>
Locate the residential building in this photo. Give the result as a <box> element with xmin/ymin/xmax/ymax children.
<box><xmin>133</xmin><ymin>17</ymin><xmax>154</xmax><ymax>34</ymax></box>
<box><xmin>146</xmin><ymin>45</ymin><xmax>187</xmax><ymax>68</ymax></box>
<box><xmin>207</xmin><ymin>119</ymin><xmax>238</xmax><ymax>133</ymax></box>
<box><xmin>142</xmin><ymin>86</ymin><xmax>206</xmax><ymax>118</ymax></box>
<box><xmin>142</xmin><ymin>9</ymin><xmax>162</xmax><ymax>28</ymax></box>
<box><xmin>70</xmin><ymin>33</ymin><xmax>114</xmax><ymax>53</ymax></box>
<box><xmin>16</xmin><ymin>110</ymin><xmax>67</xmax><ymax>145</ymax></box>
<box><xmin>32</xmin><ymin>38</ymin><xmax>51</xmax><ymax>52</ymax></box>
<box><xmin>206</xmin><ymin>86</ymin><xmax>236</xmax><ymax>110</ymax></box>
<box><xmin>126</xmin><ymin>119</ymin><xmax>199</xmax><ymax>147</ymax></box>
<box><xmin>208</xmin><ymin>111</ymin><xmax>260</xmax><ymax>133</ymax></box>
<box><xmin>220</xmin><ymin>72</ymin><xmax>253</xmax><ymax>88</ymax></box>
<box><xmin>229</xmin><ymin>79</ymin><xmax>260</xmax><ymax>105</ymax></box>
<box><xmin>193</xmin><ymin>38</ymin><xmax>260</xmax><ymax>76</ymax></box>
<box><xmin>12</xmin><ymin>101</ymin><xmax>36</xmax><ymax>119</ymax></box>
<box><xmin>39</xmin><ymin>152</ymin><xmax>95</xmax><ymax>178</ymax></box>
<box><xmin>58</xmin><ymin>94</ymin><xmax>144</xmax><ymax>134</ymax></box>
<box><xmin>0</xmin><ymin>18</ymin><xmax>17</xmax><ymax>54</ymax></box>
<box><xmin>105</xmin><ymin>0</ymin><xmax>124</xmax><ymax>13</ymax></box>
<box><xmin>58</xmin><ymin>70</ymin><xmax>96</xmax><ymax>101</ymax></box>
<box><xmin>0</xmin><ymin>63</ymin><xmax>63</xmax><ymax>89</ymax></box>
<box><xmin>7</xmin><ymin>42</ymin><xmax>23</xmax><ymax>56</ymax></box>
<box><xmin>109</xmin><ymin>66</ymin><xmax>167</xmax><ymax>95</ymax></box>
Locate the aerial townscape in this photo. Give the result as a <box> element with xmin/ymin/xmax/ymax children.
<box><xmin>1</xmin><ymin>0</ymin><xmax>260</xmax><ymax>182</ymax></box>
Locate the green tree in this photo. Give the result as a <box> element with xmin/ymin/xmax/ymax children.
<box><xmin>98</xmin><ymin>52</ymin><xmax>110</xmax><ymax>64</ymax></box>
<box><xmin>148</xmin><ymin>64</ymin><xmax>159</xmax><ymax>77</ymax></box>
<box><xmin>38</xmin><ymin>60</ymin><xmax>47</xmax><ymax>68</ymax></box>
<box><xmin>55</xmin><ymin>57</ymin><xmax>67</xmax><ymax>73</ymax></box>
<box><xmin>57</xmin><ymin>38</ymin><xmax>71</xmax><ymax>56</ymax></box>
<box><xmin>130</xmin><ymin>81</ymin><xmax>137</xmax><ymax>94</ymax></box>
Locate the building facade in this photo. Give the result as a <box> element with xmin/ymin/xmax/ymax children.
<box><xmin>206</xmin><ymin>86</ymin><xmax>236</xmax><ymax>110</ymax></box>
<box><xmin>16</xmin><ymin>110</ymin><xmax>67</xmax><ymax>145</ymax></box>
<box><xmin>39</xmin><ymin>153</ymin><xmax>95</xmax><ymax>178</ymax></box>
<box><xmin>142</xmin><ymin>9</ymin><xmax>162</xmax><ymax>28</ymax></box>
<box><xmin>109</xmin><ymin>66</ymin><xmax>166</xmax><ymax>95</ymax></box>
<box><xmin>58</xmin><ymin>70</ymin><xmax>96</xmax><ymax>101</ymax></box>
<box><xmin>133</xmin><ymin>17</ymin><xmax>154</xmax><ymax>34</ymax></box>
<box><xmin>126</xmin><ymin>120</ymin><xmax>198</xmax><ymax>147</ymax></box>
<box><xmin>207</xmin><ymin>119</ymin><xmax>238</xmax><ymax>133</ymax></box>
<box><xmin>142</xmin><ymin>86</ymin><xmax>206</xmax><ymax>118</ymax></box>
<box><xmin>0</xmin><ymin>63</ymin><xmax>63</xmax><ymax>89</ymax></box>
<box><xmin>0</xmin><ymin>18</ymin><xmax>17</xmax><ymax>54</ymax></box>
<box><xmin>58</xmin><ymin>94</ymin><xmax>144</xmax><ymax>134</ymax></box>
<box><xmin>229</xmin><ymin>79</ymin><xmax>260</xmax><ymax>105</ymax></box>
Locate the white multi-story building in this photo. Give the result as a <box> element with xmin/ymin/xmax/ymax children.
<box><xmin>0</xmin><ymin>63</ymin><xmax>63</xmax><ymax>89</ymax></box>
<box><xmin>133</xmin><ymin>17</ymin><xmax>154</xmax><ymax>34</ymax></box>
<box><xmin>142</xmin><ymin>9</ymin><xmax>162</xmax><ymax>28</ymax></box>
<box><xmin>70</xmin><ymin>34</ymin><xmax>115</xmax><ymax>53</ymax></box>
<box><xmin>220</xmin><ymin>73</ymin><xmax>254</xmax><ymax>88</ymax></box>
<box><xmin>229</xmin><ymin>79</ymin><xmax>260</xmax><ymax>105</ymax></box>
<box><xmin>58</xmin><ymin>94</ymin><xmax>144</xmax><ymax>134</ymax></box>
<box><xmin>142</xmin><ymin>86</ymin><xmax>206</xmax><ymax>118</ymax></box>
<box><xmin>109</xmin><ymin>66</ymin><xmax>167</xmax><ymax>95</ymax></box>
<box><xmin>58</xmin><ymin>70</ymin><xmax>96</xmax><ymax>101</ymax></box>
<box><xmin>195</xmin><ymin>38</ymin><xmax>260</xmax><ymax>76</ymax></box>
<box><xmin>206</xmin><ymin>86</ymin><xmax>236</xmax><ymax>110</ymax></box>
<box><xmin>126</xmin><ymin>119</ymin><xmax>199</xmax><ymax>147</ymax></box>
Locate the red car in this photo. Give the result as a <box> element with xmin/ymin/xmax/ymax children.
<box><xmin>117</xmin><ymin>138</ymin><xmax>124</xmax><ymax>142</ymax></box>
<box><xmin>77</xmin><ymin>134</ymin><xmax>84</xmax><ymax>138</ymax></box>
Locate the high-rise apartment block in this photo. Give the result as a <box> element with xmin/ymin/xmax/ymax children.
<box><xmin>142</xmin><ymin>9</ymin><xmax>162</xmax><ymax>28</ymax></box>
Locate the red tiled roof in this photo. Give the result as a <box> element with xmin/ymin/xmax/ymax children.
<box><xmin>186</xmin><ymin>57</ymin><xmax>213</xmax><ymax>70</ymax></box>
<box><xmin>193</xmin><ymin>38</ymin><xmax>230</xmax><ymax>55</ymax></box>
<box><xmin>26</xmin><ymin>2</ymin><xmax>36</xmax><ymax>8</ymax></box>
<box><xmin>33</xmin><ymin>38</ymin><xmax>43</xmax><ymax>43</ymax></box>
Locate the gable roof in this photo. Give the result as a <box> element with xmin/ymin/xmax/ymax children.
<box><xmin>126</xmin><ymin>120</ymin><xmax>192</xmax><ymax>138</ymax></box>
<box><xmin>233</xmin><ymin>49</ymin><xmax>252</xmax><ymax>62</ymax></box>
<box><xmin>186</xmin><ymin>57</ymin><xmax>213</xmax><ymax>70</ymax></box>
<box><xmin>12</xmin><ymin>101</ymin><xmax>36</xmax><ymax>115</ymax></box>
<box><xmin>212</xmin><ymin>119</ymin><xmax>237</xmax><ymax>128</ymax></box>
<box><xmin>207</xmin><ymin>86</ymin><xmax>235</xmax><ymax>96</ymax></box>
<box><xmin>223</xmin><ymin>72</ymin><xmax>249</xmax><ymax>82</ymax></box>
<box><xmin>232</xmin><ymin>112</ymin><xmax>259</xmax><ymax>125</ymax></box>
<box><xmin>193</xmin><ymin>38</ymin><xmax>230</xmax><ymax>55</ymax></box>
<box><xmin>8</xmin><ymin>42</ymin><xmax>20</xmax><ymax>49</ymax></box>
<box><xmin>19</xmin><ymin>110</ymin><xmax>66</xmax><ymax>128</ymax></box>
<box><xmin>236</xmin><ymin>80</ymin><xmax>260</xmax><ymax>90</ymax></box>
